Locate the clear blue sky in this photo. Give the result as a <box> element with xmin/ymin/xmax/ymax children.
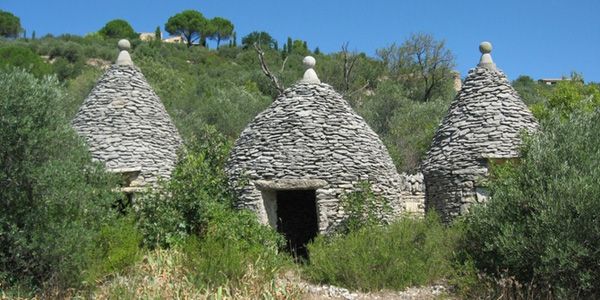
<box><xmin>3</xmin><ymin>0</ymin><xmax>599</xmax><ymax>81</ymax></box>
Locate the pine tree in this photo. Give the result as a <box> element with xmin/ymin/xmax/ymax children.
<box><xmin>287</xmin><ymin>37</ymin><xmax>292</xmax><ymax>54</ymax></box>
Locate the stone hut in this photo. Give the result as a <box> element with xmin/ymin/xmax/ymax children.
<box><xmin>422</xmin><ymin>42</ymin><xmax>538</xmax><ymax>223</ymax></box>
<box><xmin>226</xmin><ymin>56</ymin><xmax>405</xmax><ymax>253</ymax></box>
<box><xmin>72</xmin><ymin>39</ymin><xmax>182</xmax><ymax>196</ymax></box>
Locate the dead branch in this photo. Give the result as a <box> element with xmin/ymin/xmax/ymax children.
<box><xmin>254</xmin><ymin>43</ymin><xmax>284</xmax><ymax>95</ymax></box>
<box><xmin>341</xmin><ymin>42</ymin><xmax>359</xmax><ymax>93</ymax></box>
<box><xmin>345</xmin><ymin>81</ymin><xmax>370</xmax><ymax>97</ymax></box>
<box><xmin>280</xmin><ymin>56</ymin><xmax>288</xmax><ymax>73</ymax></box>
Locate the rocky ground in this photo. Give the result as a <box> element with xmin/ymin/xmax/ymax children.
<box><xmin>299</xmin><ymin>282</ymin><xmax>450</xmax><ymax>300</ymax></box>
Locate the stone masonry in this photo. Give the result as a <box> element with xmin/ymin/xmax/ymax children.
<box><xmin>422</xmin><ymin>42</ymin><xmax>538</xmax><ymax>223</ymax></box>
<box><xmin>72</xmin><ymin>40</ymin><xmax>182</xmax><ymax>191</ymax></box>
<box><xmin>226</xmin><ymin>57</ymin><xmax>408</xmax><ymax>232</ymax></box>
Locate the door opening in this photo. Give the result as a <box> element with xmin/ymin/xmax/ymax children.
<box><xmin>276</xmin><ymin>189</ymin><xmax>318</xmax><ymax>260</ymax></box>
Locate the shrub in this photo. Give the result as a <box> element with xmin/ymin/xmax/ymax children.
<box><xmin>464</xmin><ymin>108</ymin><xmax>600</xmax><ymax>298</ymax></box>
<box><xmin>84</xmin><ymin>216</ymin><xmax>143</xmax><ymax>283</ymax></box>
<box><xmin>335</xmin><ymin>181</ymin><xmax>391</xmax><ymax>234</ymax></box>
<box><xmin>180</xmin><ymin>207</ymin><xmax>288</xmax><ymax>287</ymax></box>
<box><xmin>306</xmin><ymin>213</ymin><xmax>463</xmax><ymax>291</ymax></box>
<box><xmin>0</xmin><ymin>68</ymin><xmax>119</xmax><ymax>289</ymax></box>
<box><xmin>0</xmin><ymin>45</ymin><xmax>52</xmax><ymax>77</ymax></box>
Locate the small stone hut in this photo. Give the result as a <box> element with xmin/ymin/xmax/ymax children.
<box><xmin>422</xmin><ymin>42</ymin><xmax>538</xmax><ymax>222</ymax></box>
<box><xmin>72</xmin><ymin>40</ymin><xmax>182</xmax><ymax>196</ymax></box>
<box><xmin>226</xmin><ymin>57</ymin><xmax>405</xmax><ymax>252</ymax></box>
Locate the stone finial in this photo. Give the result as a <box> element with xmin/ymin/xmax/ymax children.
<box><xmin>116</xmin><ymin>39</ymin><xmax>133</xmax><ymax>66</ymax></box>
<box><xmin>301</xmin><ymin>56</ymin><xmax>321</xmax><ymax>84</ymax></box>
<box><xmin>478</xmin><ymin>41</ymin><xmax>496</xmax><ymax>70</ymax></box>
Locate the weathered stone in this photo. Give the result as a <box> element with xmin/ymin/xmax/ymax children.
<box><xmin>72</xmin><ymin>41</ymin><xmax>182</xmax><ymax>190</ymax></box>
<box><xmin>422</xmin><ymin>42</ymin><xmax>539</xmax><ymax>223</ymax></box>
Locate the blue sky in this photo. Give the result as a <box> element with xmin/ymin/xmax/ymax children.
<box><xmin>2</xmin><ymin>0</ymin><xmax>599</xmax><ymax>81</ymax></box>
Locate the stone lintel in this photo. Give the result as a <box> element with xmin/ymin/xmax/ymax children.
<box><xmin>108</xmin><ymin>167</ymin><xmax>142</xmax><ymax>174</ymax></box>
<box><xmin>254</xmin><ymin>179</ymin><xmax>327</xmax><ymax>191</ymax></box>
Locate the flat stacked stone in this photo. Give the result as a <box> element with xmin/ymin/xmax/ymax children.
<box><xmin>226</xmin><ymin>57</ymin><xmax>405</xmax><ymax>232</ymax></box>
<box><xmin>422</xmin><ymin>42</ymin><xmax>538</xmax><ymax>222</ymax></box>
<box><xmin>72</xmin><ymin>40</ymin><xmax>182</xmax><ymax>189</ymax></box>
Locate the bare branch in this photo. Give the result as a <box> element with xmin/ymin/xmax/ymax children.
<box><xmin>280</xmin><ymin>56</ymin><xmax>288</xmax><ymax>73</ymax></box>
<box><xmin>341</xmin><ymin>42</ymin><xmax>359</xmax><ymax>93</ymax></box>
<box><xmin>253</xmin><ymin>43</ymin><xmax>284</xmax><ymax>95</ymax></box>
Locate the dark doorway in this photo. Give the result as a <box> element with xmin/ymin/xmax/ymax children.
<box><xmin>276</xmin><ymin>190</ymin><xmax>318</xmax><ymax>260</ymax></box>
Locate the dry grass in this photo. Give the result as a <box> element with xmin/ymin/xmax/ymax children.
<box><xmin>93</xmin><ymin>248</ymin><xmax>302</xmax><ymax>300</ymax></box>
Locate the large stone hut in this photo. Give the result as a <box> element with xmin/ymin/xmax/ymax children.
<box><xmin>72</xmin><ymin>40</ymin><xmax>182</xmax><ymax>196</ymax></box>
<box><xmin>422</xmin><ymin>42</ymin><xmax>538</xmax><ymax>223</ymax></box>
<box><xmin>226</xmin><ymin>57</ymin><xmax>405</xmax><ymax>253</ymax></box>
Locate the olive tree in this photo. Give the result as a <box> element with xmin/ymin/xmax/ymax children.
<box><xmin>377</xmin><ymin>33</ymin><xmax>455</xmax><ymax>102</ymax></box>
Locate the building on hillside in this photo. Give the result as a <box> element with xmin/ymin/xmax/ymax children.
<box><xmin>163</xmin><ymin>35</ymin><xmax>185</xmax><ymax>44</ymax></box>
<box><xmin>537</xmin><ymin>78</ymin><xmax>572</xmax><ymax>85</ymax></box>
<box><xmin>72</xmin><ymin>39</ymin><xmax>182</xmax><ymax>199</ymax></box>
<box><xmin>139</xmin><ymin>32</ymin><xmax>161</xmax><ymax>41</ymax></box>
<box><xmin>226</xmin><ymin>56</ymin><xmax>409</xmax><ymax>256</ymax></box>
<box><xmin>421</xmin><ymin>42</ymin><xmax>539</xmax><ymax>223</ymax></box>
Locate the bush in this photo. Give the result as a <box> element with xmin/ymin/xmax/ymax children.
<box><xmin>0</xmin><ymin>68</ymin><xmax>119</xmax><ymax>289</ymax></box>
<box><xmin>137</xmin><ymin>125</ymin><xmax>290</xmax><ymax>288</ymax></box>
<box><xmin>335</xmin><ymin>181</ymin><xmax>391</xmax><ymax>234</ymax></box>
<box><xmin>180</xmin><ymin>207</ymin><xmax>288</xmax><ymax>287</ymax></box>
<box><xmin>137</xmin><ymin>126</ymin><xmax>233</xmax><ymax>248</ymax></box>
<box><xmin>84</xmin><ymin>216</ymin><xmax>142</xmax><ymax>283</ymax></box>
<box><xmin>0</xmin><ymin>45</ymin><xmax>52</xmax><ymax>77</ymax></box>
<box><xmin>306</xmin><ymin>213</ymin><xmax>463</xmax><ymax>291</ymax></box>
<box><xmin>464</xmin><ymin>108</ymin><xmax>600</xmax><ymax>298</ymax></box>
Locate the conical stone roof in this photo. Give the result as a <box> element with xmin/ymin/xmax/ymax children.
<box><xmin>73</xmin><ymin>40</ymin><xmax>182</xmax><ymax>188</ymax></box>
<box><xmin>226</xmin><ymin>57</ymin><xmax>404</xmax><ymax>232</ymax></box>
<box><xmin>422</xmin><ymin>42</ymin><xmax>538</xmax><ymax>222</ymax></box>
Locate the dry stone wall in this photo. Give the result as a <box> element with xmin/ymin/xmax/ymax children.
<box><xmin>422</xmin><ymin>66</ymin><xmax>538</xmax><ymax>222</ymax></box>
<box><xmin>226</xmin><ymin>82</ymin><xmax>407</xmax><ymax>232</ymax></box>
<box><xmin>72</xmin><ymin>64</ymin><xmax>182</xmax><ymax>187</ymax></box>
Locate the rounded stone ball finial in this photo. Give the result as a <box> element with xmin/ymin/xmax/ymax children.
<box><xmin>479</xmin><ymin>41</ymin><xmax>492</xmax><ymax>54</ymax></box>
<box><xmin>118</xmin><ymin>39</ymin><xmax>131</xmax><ymax>51</ymax></box>
<box><xmin>303</xmin><ymin>56</ymin><xmax>316</xmax><ymax>69</ymax></box>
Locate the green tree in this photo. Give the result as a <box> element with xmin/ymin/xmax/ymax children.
<box><xmin>377</xmin><ymin>33</ymin><xmax>456</xmax><ymax>102</ymax></box>
<box><xmin>241</xmin><ymin>31</ymin><xmax>277</xmax><ymax>49</ymax></box>
<box><xmin>98</xmin><ymin>19</ymin><xmax>137</xmax><ymax>39</ymax></box>
<box><xmin>512</xmin><ymin>75</ymin><xmax>548</xmax><ymax>106</ymax></box>
<box><xmin>286</xmin><ymin>37</ymin><xmax>292</xmax><ymax>54</ymax></box>
<box><xmin>207</xmin><ymin>17</ymin><xmax>234</xmax><ymax>48</ymax></box>
<box><xmin>0</xmin><ymin>68</ymin><xmax>119</xmax><ymax>288</ymax></box>
<box><xmin>0</xmin><ymin>10</ymin><xmax>21</xmax><ymax>38</ymax></box>
<box><xmin>165</xmin><ymin>10</ymin><xmax>208</xmax><ymax>48</ymax></box>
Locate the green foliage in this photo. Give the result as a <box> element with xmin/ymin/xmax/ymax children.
<box><xmin>538</xmin><ymin>78</ymin><xmax>600</xmax><ymax>120</ymax></box>
<box><xmin>165</xmin><ymin>10</ymin><xmax>208</xmax><ymax>47</ymax></box>
<box><xmin>359</xmin><ymin>81</ymin><xmax>451</xmax><ymax>171</ymax></box>
<box><xmin>464</xmin><ymin>108</ymin><xmax>600</xmax><ymax>297</ymax></box>
<box><xmin>0</xmin><ymin>10</ymin><xmax>21</xmax><ymax>38</ymax></box>
<box><xmin>0</xmin><ymin>68</ymin><xmax>119</xmax><ymax>289</ymax></box>
<box><xmin>180</xmin><ymin>208</ymin><xmax>288</xmax><ymax>288</ymax></box>
<box><xmin>137</xmin><ymin>126</ymin><xmax>233</xmax><ymax>248</ymax></box>
<box><xmin>511</xmin><ymin>75</ymin><xmax>548</xmax><ymax>106</ymax></box>
<box><xmin>306</xmin><ymin>214</ymin><xmax>463</xmax><ymax>291</ymax></box>
<box><xmin>98</xmin><ymin>19</ymin><xmax>137</xmax><ymax>39</ymax></box>
<box><xmin>208</xmin><ymin>17</ymin><xmax>234</xmax><ymax>48</ymax></box>
<box><xmin>377</xmin><ymin>32</ymin><xmax>456</xmax><ymax>102</ymax></box>
<box><xmin>336</xmin><ymin>182</ymin><xmax>391</xmax><ymax>233</ymax></box>
<box><xmin>85</xmin><ymin>216</ymin><xmax>142</xmax><ymax>283</ymax></box>
<box><xmin>0</xmin><ymin>45</ymin><xmax>52</xmax><ymax>78</ymax></box>
<box><xmin>241</xmin><ymin>31</ymin><xmax>277</xmax><ymax>49</ymax></box>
